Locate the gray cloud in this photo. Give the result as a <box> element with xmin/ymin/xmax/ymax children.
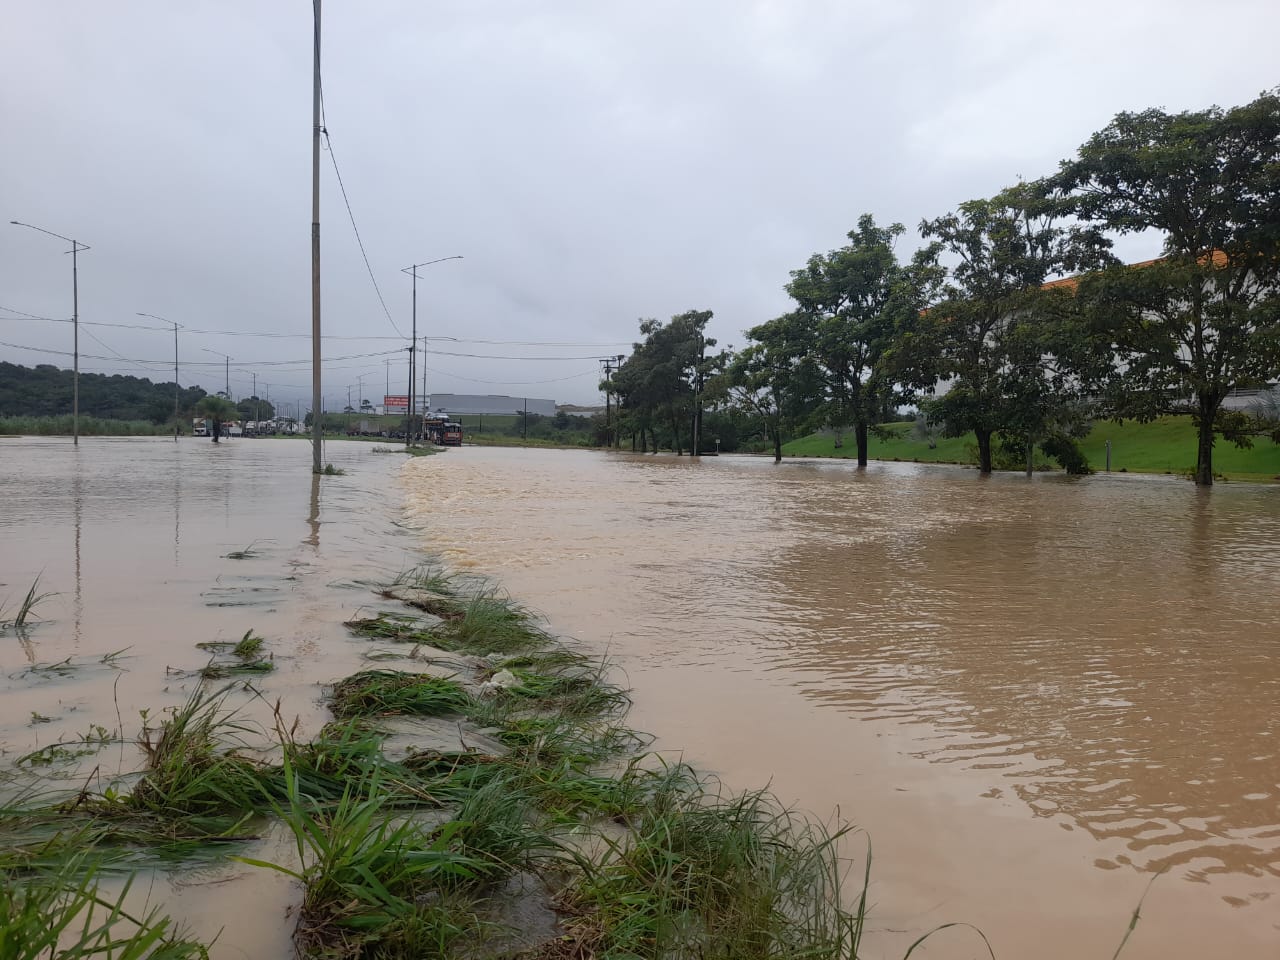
<box><xmin>3</xmin><ymin>0</ymin><xmax>1277</xmax><ymax>407</ymax></box>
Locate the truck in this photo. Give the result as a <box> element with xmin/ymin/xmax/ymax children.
<box><xmin>424</xmin><ymin>416</ymin><xmax>463</xmax><ymax>446</ymax></box>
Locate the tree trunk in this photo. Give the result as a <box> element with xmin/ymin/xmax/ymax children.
<box><xmin>1025</xmin><ymin>437</ymin><xmax>1034</xmax><ymax>478</ymax></box>
<box><xmin>773</xmin><ymin>429</ymin><xmax>782</xmax><ymax>463</ymax></box>
<box><xmin>1195</xmin><ymin>395</ymin><xmax>1220</xmax><ymax>486</ymax></box>
<box><xmin>855</xmin><ymin>421</ymin><xmax>869</xmax><ymax>468</ymax></box>
<box><xmin>670</xmin><ymin>413</ymin><xmax>682</xmax><ymax>455</ymax></box>
<box><xmin>976</xmin><ymin>428</ymin><xmax>992</xmax><ymax>474</ymax></box>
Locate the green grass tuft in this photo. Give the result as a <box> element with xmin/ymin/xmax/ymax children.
<box><xmin>329</xmin><ymin>670</ymin><xmax>470</xmax><ymax>720</ymax></box>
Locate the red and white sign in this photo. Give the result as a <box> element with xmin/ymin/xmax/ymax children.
<box><xmin>383</xmin><ymin>394</ymin><xmax>408</xmax><ymax>414</ymax></box>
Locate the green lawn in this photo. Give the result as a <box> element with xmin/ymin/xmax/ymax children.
<box><xmin>782</xmin><ymin>416</ymin><xmax>1280</xmax><ymax>481</ymax></box>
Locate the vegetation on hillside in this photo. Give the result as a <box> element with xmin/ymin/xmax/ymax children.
<box><xmin>0</xmin><ymin>361</ymin><xmax>207</xmax><ymax>422</ymax></box>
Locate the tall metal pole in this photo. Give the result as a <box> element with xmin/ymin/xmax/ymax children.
<box><xmin>401</xmin><ymin>256</ymin><xmax>462</xmax><ymax>448</ymax></box>
<box><xmin>225</xmin><ymin>356</ymin><xmax>230</xmax><ymax>399</ymax></box>
<box><xmin>10</xmin><ymin>221</ymin><xmax>89</xmax><ymax>445</ymax></box>
<box><xmin>614</xmin><ymin>355</ymin><xmax>624</xmax><ymax>449</ymax></box>
<box><xmin>310</xmin><ymin>0</ymin><xmax>323</xmax><ymax>473</ymax></box>
<box><xmin>421</xmin><ymin>335</ymin><xmax>428</xmax><ymax>422</ymax></box>
<box><xmin>71</xmin><ymin>245</ymin><xmax>80</xmax><ymax>445</ymax></box>
<box><xmin>173</xmin><ymin>322</ymin><xmax>179</xmax><ymax>441</ymax></box>
<box><xmin>408</xmin><ymin>270</ymin><xmax>416</xmax><ymax>449</ymax></box>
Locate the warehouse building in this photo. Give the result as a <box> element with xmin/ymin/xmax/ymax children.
<box><xmin>428</xmin><ymin>394</ymin><xmax>556</xmax><ymax>417</ymax></box>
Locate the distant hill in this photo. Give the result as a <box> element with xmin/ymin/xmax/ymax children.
<box><xmin>0</xmin><ymin>361</ymin><xmax>209</xmax><ymax>422</ymax></box>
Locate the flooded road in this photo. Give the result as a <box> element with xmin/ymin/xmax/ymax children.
<box><xmin>0</xmin><ymin>437</ymin><xmax>424</xmax><ymax>958</ymax></box>
<box><xmin>2</xmin><ymin>437</ymin><xmax>1278</xmax><ymax>958</ymax></box>
<box><xmin>404</xmin><ymin>447</ymin><xmax>1280</xmax><ymax>959</ymax></box>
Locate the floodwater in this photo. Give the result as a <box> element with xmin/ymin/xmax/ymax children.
<box><xmin>1</xmin><ymin>438</ymin><xmax>1278</xmax><ymax>959</ymax></box>
<box><xmin>404</xmin><ymin>447</ymin><xmax>1280</xmax><ymax>960</ymax></box>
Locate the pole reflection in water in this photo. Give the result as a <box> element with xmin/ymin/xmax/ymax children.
<box><xmin>173</xmin><ymin>443</ymin><xmax>182</xmax><ymax>564</ymax></box>
<box><xmin>306</xmin><ymin>472</ymin><xmax>321</xmax><ymax>547</ymax></box>
<box><xmin>72</xmin><ymin>446</ymin><xmax>83</xmax><ymax>648</ymax></box>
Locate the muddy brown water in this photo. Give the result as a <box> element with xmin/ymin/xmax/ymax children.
<box><xmin>2</xmin><ymin>438</ymin><xmax>1279</xmax><ymax>958</ymax></box>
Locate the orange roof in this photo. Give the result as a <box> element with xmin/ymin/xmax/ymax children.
<box><xmin>1042</xmin><ymin>250</ymin><xmax>1229</xmax><ymax>292</ymax></box>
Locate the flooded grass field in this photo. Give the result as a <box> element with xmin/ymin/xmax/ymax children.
<box><xmin>2</xmin><ymin>437</ymin><xmax>1279</xmax><ymax>958</ymax></box>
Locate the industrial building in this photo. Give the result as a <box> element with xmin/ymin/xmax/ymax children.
<box><xmin>428</xmin><ymin>394</ymin><xmax>556</xmax><ymax>417</ymax></box>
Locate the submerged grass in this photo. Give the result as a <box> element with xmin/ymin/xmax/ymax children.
<box><xmin>124</xmin><ymin>684</ymin><xmax>267</xmax><ymax>824</ymax></box>
<box><xmin>0</xmin><ymin>853</ymin><xmax>211</xmax><ymax>959</ymax></box>
<box><xmin>0</xmin><ymin>558</ymin><xmax>1016</xmax><ymax>960</ymax></box>
<box><xmin>330</xmin><ymin>670</ymin><xmax>470</xmax><ymax>720</ymax></box>
<box><xmin>0</xmin><ymin>574</ymin><xmax>56</xmax><ymax>629</ymax></box>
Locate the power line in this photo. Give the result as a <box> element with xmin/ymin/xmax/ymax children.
<box><xmin>421</xmin><ymin>365</ymin><xmax>601</xmax><ymax>386</ymax></box>
<box><xmin>2</xmin><ymin>307</ymin><xmax>634</xmax><ymax>347</ymax></box>
<box><xmin>319</xmin><ymin>81</ymin><xmax>405</xmax><ymax>339</ymax></box>
<box><xmin>0</xmin><ymin>338</ymin><xmax>403</xmax><ymax>368</ymax></box>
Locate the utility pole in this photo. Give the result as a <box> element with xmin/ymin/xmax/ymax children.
<box><xmin>10</xmin><ymin>221</ymin><xmax>89</xmax><ymax>445</ymax></box>
<box><xmin>403</xmin><ymin>346</ymin><xmax>414</xmax><ymax>447</ymax></box>
<box><xmin>137</xmin><ymin>313</ymin><xmax>180</xmax><ymax>442</ymax></box>
<box><xmin>385</xmin><ymin>359</ymin><xmax>390</xmax><ymax>404</ymax></box>
<box><xmin>421</xmin><ymin>335</ymin><xmax>428</xmax><ymax>422</ymax></box>
<box><xmin>252</xmin><ymin>371</ymin><xmax>259</xmax><ymax>428</ymax></box>
<box><xmin>310</xmin><ymin>0</ymin><xmax>324</xmax><ymax>473</ymax></box>
<box><xmin>691</xmin><ymin>336</ymin><xmax>705</xmax><ymax>457</ymax></box>
<box><xmin>522</xmin><ymin>397</ymin><xmax>528</xmax><ymax>441</ymax></box>
<box><xmin>601</xmin><ymin>356</ymin><xmax>616</xmax><ymax>449</ymax></box>
<box><xmin>612</xmin><ymin>354</ymin><xmax>624</xmax><ymax>449</ymax></box>
<box><xmin>401</xmin><ymin>256</ymin><xmax>463</xmax><ymax>449</ymax></box>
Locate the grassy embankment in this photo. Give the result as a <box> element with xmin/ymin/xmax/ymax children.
<box><xmin>783</xmin><ymin>416</ymin><xmax>1280</xmax><ymax>481</ymax></box>
<box><xmin>0</xmin><ymin>566</ymin><xmax>878</xmax><ymax>959</ymax></box>
<box><xmin>0</xmin><ymin>415</ymin><xmax>175</xmax><ymax>436</ymax></box>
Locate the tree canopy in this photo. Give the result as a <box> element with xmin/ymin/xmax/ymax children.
<box><xmin>1053</xmin><ymin>88</ymin><xmax>1280</xmax><ymax>484</ymax></box>
<box><xmin>0</xmin><ymin>362</ymin><xmax>207</xmax><ymax>423</ymax></box>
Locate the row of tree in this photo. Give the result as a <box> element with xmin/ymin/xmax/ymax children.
<box><xmin>605</xmin><ymin>90</ymin><xmax>1280</xmax><ymax>485</ymax></box>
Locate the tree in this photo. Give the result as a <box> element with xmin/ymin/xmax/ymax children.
<box><xmin>236</xmin><ymin>396</ymin><xmax>275</xmax><ymax>421</ymax></box>
<box><xmin>783</xmin><ymin>215</ymin><xmax>943</xmax><ymax>466</ymax></box>
<box><xmin>195</xmin><ymin>395</ymin><xmax>237</xmax><ymax>443</ymax></box>
<box><xmin>913</xmin><ymin>182</ymin><xmax>1113</xmax><ymax>473</ymax></box>
<box><xmin>1053</xmin><ymin>89</ymin><xmax>1280</xmax><ymax>485</ymax></box>
<box><xmin>612</xmin><ymin>311</ymin><xmax>716</xmax><ymax>454</ymax></box>
<box><xmin>722</xmin><ymin>313</ymin><xmax>822</xmax><ymax>462</ymax></box>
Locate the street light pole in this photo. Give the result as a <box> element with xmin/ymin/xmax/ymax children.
<box><xmin>200</xmin><ymin>348</ymin><xmax>232</xmax><ymax>399</ymax></box>
<box><xmin>401</xmin><ymin>256</ymin><xmax>463</xmax><ymax>448</ymax></box>
<box><xmin>137</xmin><ymin>312</ymin><xmax>181</xmax><ymax>442</ymax></box>
<box><xmin>11</xmin><ymin>221</ymin><xmax>90</xmax><ymax>445</ymax></box>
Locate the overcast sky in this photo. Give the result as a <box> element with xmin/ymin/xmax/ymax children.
<box><xmin>3</xmin><ymin>1</ymin><xmax>1277</xmax><ymax>411</ymax></box>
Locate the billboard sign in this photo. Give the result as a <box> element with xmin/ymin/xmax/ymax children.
<box><xmin>384</xmin><ymin>394</ymin><xmax>408</xmax><ymax>415</ymax></box>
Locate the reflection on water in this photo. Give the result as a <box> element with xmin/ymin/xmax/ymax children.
<box><xmin>403</xmin><ymin>448</ymin><xmax>1280</xmax><ymax>957</ymax></box>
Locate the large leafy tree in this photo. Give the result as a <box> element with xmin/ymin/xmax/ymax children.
<box><xmin>1053</xmin><ymin>89</ymin><xmax>1280</xmax><ymax>485</ymax></box>
<box><xmin>236</xmin><ymin>396</ymin><xmax>275</xmax><ymax>421</ymax></box>
<box><xmin>612</xmin><ymin>311</ymin><xmax>716</xmax><ymax>455</ymax></box>
<box><xmin>784</xmin><ymin>215</ymin><xmax>937</xmax><ymax>466</ymax></box>
<box><xmin>912</xmin><ymin>183</ymin><xmax>1113</xmax><ymax>474</ymax></box>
